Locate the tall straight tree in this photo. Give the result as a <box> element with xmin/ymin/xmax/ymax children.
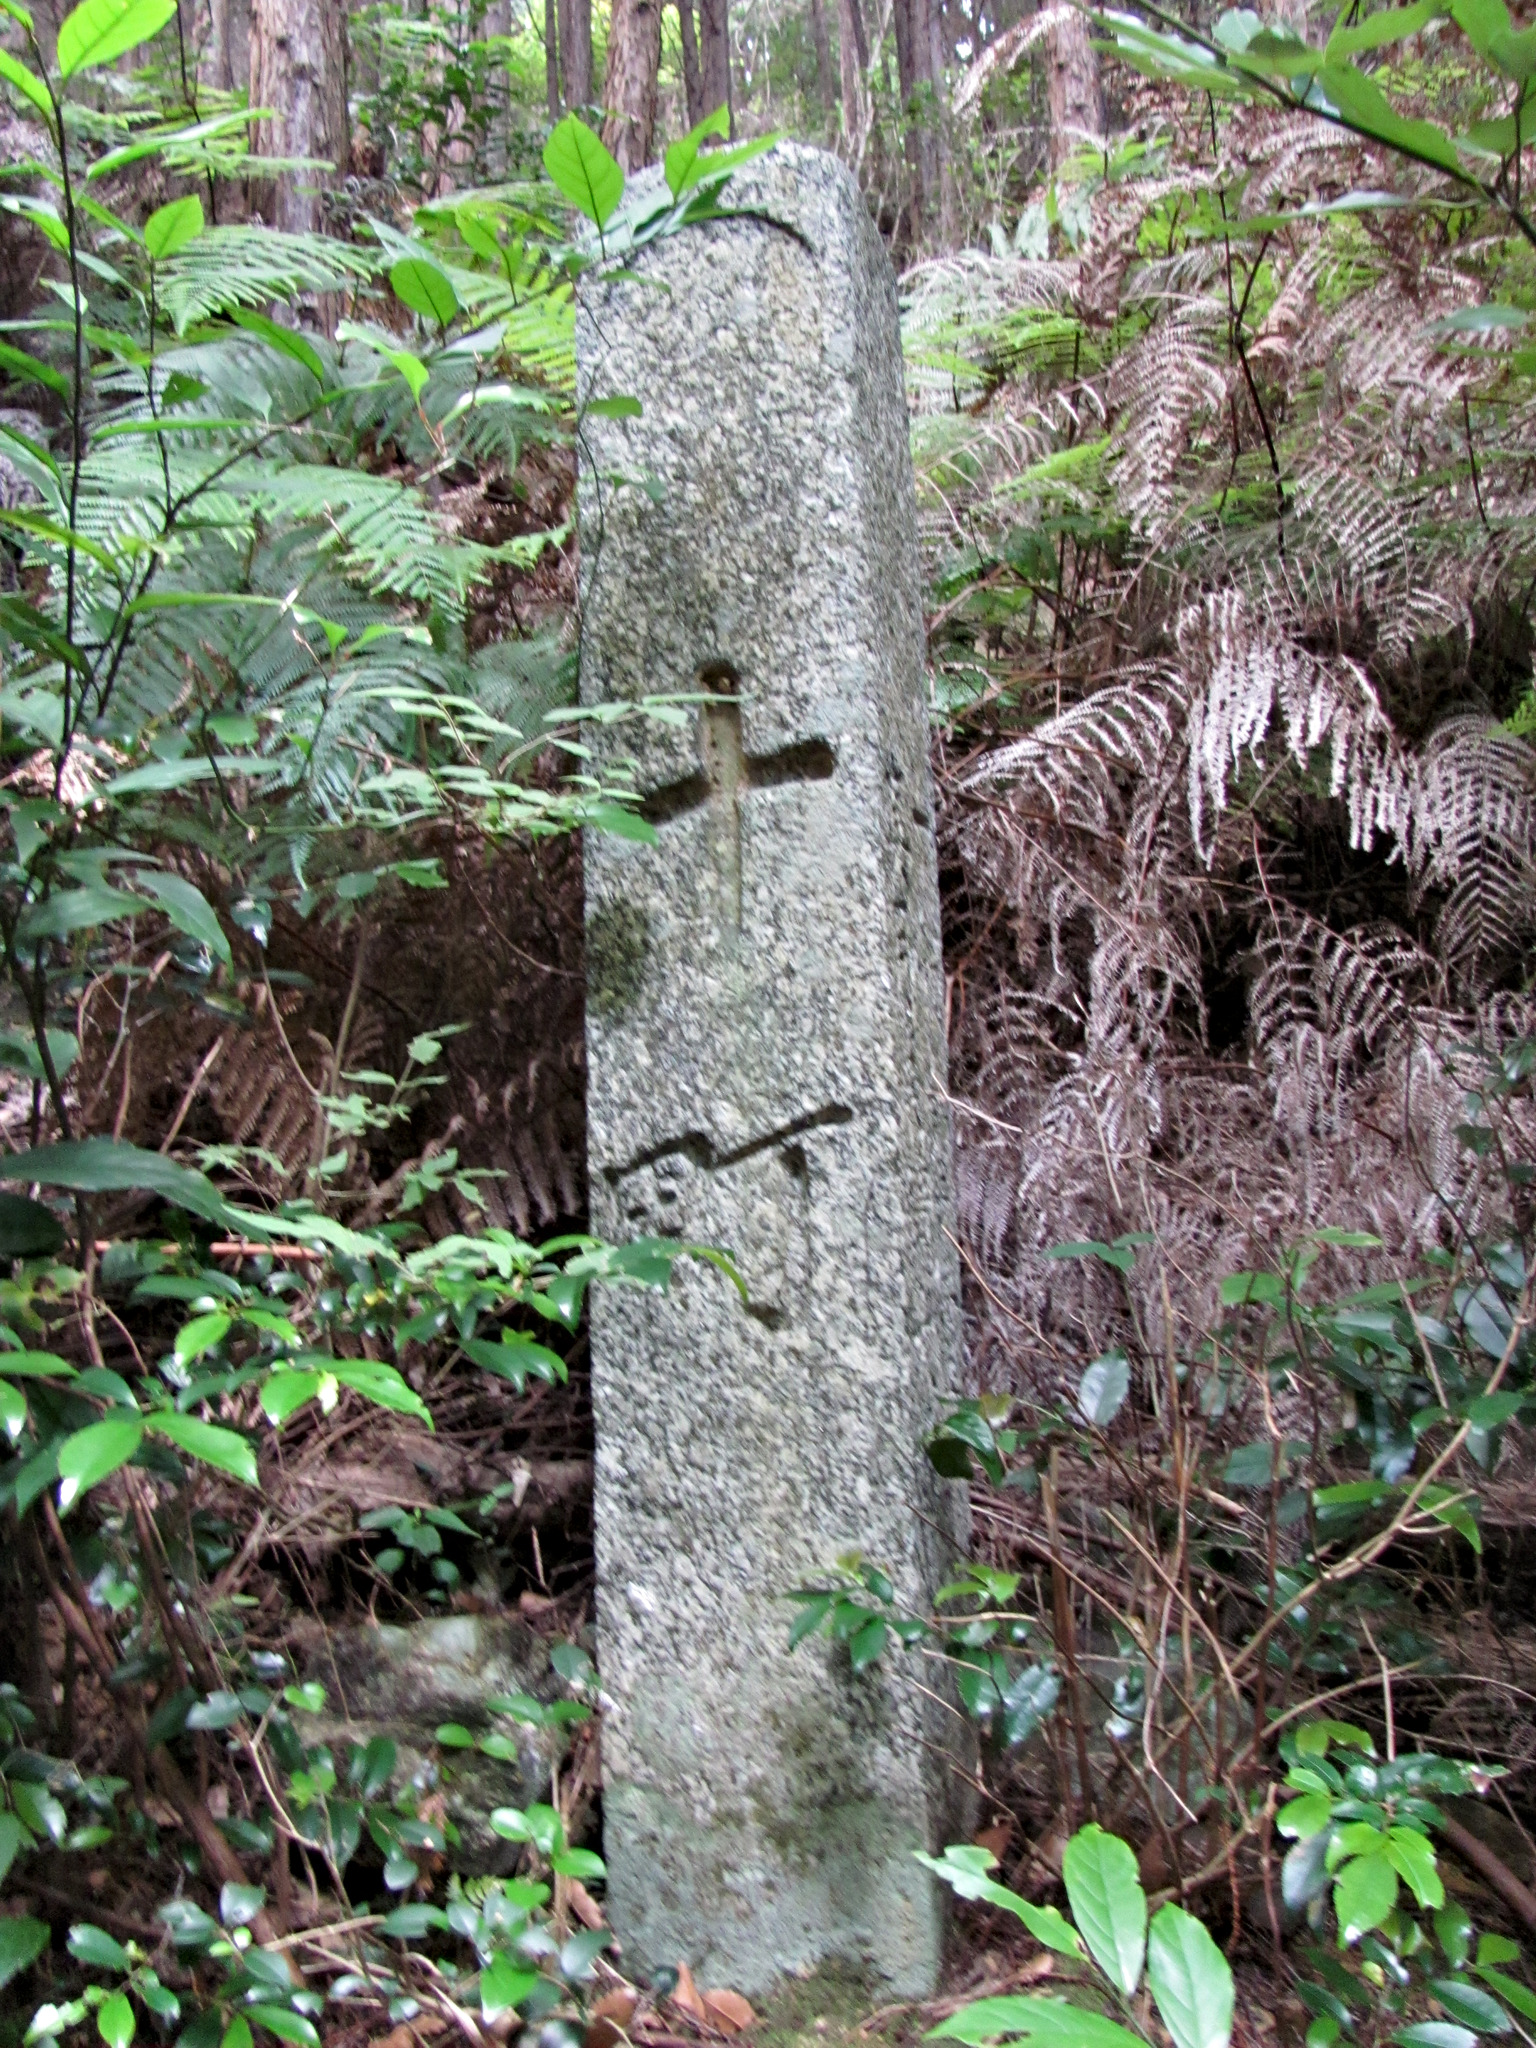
<box><xmin>1045</xmin><ymin>7</ymin><xmax>1102</xmax><ymax>165</ymax></box>
<box><xmin>836</xmin><ymin>0</ymin><xmax>868</xmax><ymax>153</ymax></box>
<box><xmin>249</xmin><ymin>0</ymin><xmax>348</xmax><ymax>235</ymax></box>
<box><xmin>541</xmin><ymin>0</ymin><xmax>560</xmax><ymax>117</ymax></box>
<box><xmin>559</xmin><ymin>0</ymin><xmax>592</xmax><ymax>108</ymax></box>
<box><xmin>602</xmin><ymin>0</ymin><xmax>662</xmax><ymax>167</ymax></box>
<box><xmin>677</xmin><ymin>0</ymin><xmax>705</xmax><ymax>128</ymax></box>
<box><xmin>806</xmin><ymin>0</ymin><xmax>835</xmax><ymax>124</ymax></box>
<box><xmin>697</xmin><ymin>0</ymin><xmax>731</xmax><ymax>130</ymax></box>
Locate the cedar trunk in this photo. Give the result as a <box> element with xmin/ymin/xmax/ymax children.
<box><xmin>1045</xmin><ymin>6</ymin><xmax>1102</xmax><ymax>166</ymax></box>
<box><xmin>541</xmin><ymin>0</ymin><xmax>560</xmax><ymax>117</ymax></box>
<box><xmin>697</xmin><ymin>0</ymin><xmax>731</xmax><ymax>130</ymax></box>
<box><xmin>248</xmin><ymin>0</ymin><xmax>348</xmax><ymax>235</ymax></box>
<box><xmin>559</xmin><ymin>0</ymin><xmax>592</xmax><ymax>109</ymax></box>
<box><xmin>601</xmin><ymin>0</ymin><xmax>662</xmax><ymax>168</ymax></box>
<box><xmin>836</xmin><ymin>0</ymin><xmax>867</xmax><ymax>151</ymax></box>
<box><xmin>677</xmin><ymin>0</ymin><xmax>705</xmax><ymax>128</ymax></box>
<box><xmin>807</xmin><ymin>0</ymin><xmax>835</xmax><ymax>118</ymax></box>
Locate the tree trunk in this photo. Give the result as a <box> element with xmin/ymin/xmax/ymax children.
<box><xmin>1045</xmin><ymin>6</ymin><xmax>1102</xmax><ymax>167</ymax></box>
<box><xmin>541</xmin><ymin>0</ymin><xmax>560</xmax><ymax>117</ymax></box>
<box><xmin>677</xmin><ymin>0</ymin><xmax>704</xmax><ymax>128</ymax></box>
<box><xmin>836</xmin><ymin>0</ymin><xmax>867</xmax><ymax>152</ymax></box>
<box><xmin>204</xmin><ymin>0</ymin><xmax>249</xmax><ymax>92</ymax></box>
<box><xmin>697</xmin><ymin>0</ymin><xmax>730</xmax><ymax>128</ymax></box>
<box><xmin>601</xmin><ymin>0</ymin><xmax>662</xmax><ymax>169</ymax></box>
<box><xmin>559</xmin><ymin>0</ymin><xmax>591</xmax><ymax>108</ymax></box>
<box><xmin>249</xmin><ymin>0</ymin><xmax>349</xmax><ymax>234</ymax></box>
<box><xmin>807</xmin><ymin>0</ymin><xmax>835</xmax><ymax>119</ymax></box>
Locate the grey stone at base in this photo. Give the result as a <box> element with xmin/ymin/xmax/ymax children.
<box><xmin>578</xmin><ymin>143</ymin><xmax>967</xmax><ymax>1997</ymax></box>
<box><xmin>297</xmin><ymin>1615</ymin><xmax>555</xmax><ymax>1872</ymax></box>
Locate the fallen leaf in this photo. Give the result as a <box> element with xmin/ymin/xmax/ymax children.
<box><xmin>368</xmin><ymin>2018</ymin><xmax>449</xmax><ymax>2048</ymax></box>
<box><xmin>701</xmin><ymin>1991</ymin><xmax>756</xmax><ymax>2035</ymax></box>
<box><xmin>587</xmin><ymin>2022</ymin><xmax>624</xmax><ymax>2048</ymax></box>
<box><xmin>591</xmin><ymin>1994</ymin><xmax>637</xmax><ymax>2029</ymax></box>
<box><xmin>1019</xmin><ymin>1955</ymin><xmax>1055</xmax><ymax>1985</ymax></box>
<box><xmin>671</xmin><ymin>1962</ymin><xmax>707</xmax><ymax>2025</ymax></box>
<box><xmin>568</xmin><ymin>1878</ymin><xmax>607</xmax><ymax>1931</ymax></box>
<box><xmin>972</xmin><ymin>1818</ymin><xmax>1013</xmax><ymax>1862</ymax></box>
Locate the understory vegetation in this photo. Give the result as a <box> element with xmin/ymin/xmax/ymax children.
<box><xmin>0</xmin><ymin>0</ymin><xmax>1534</xmax><ymax>2040</ymax></box>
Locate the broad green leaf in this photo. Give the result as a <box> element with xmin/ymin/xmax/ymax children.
<box><xmin>390</xmin><ymin>257</ymin><xmax>459</xmax><ymax>326</ymax></box>
<box><xmin>916</xmin><ymin>1850</ymin><xmax>1084</xmax><ymax>1955</ymax></box>
<box><xmin>1078</xmin><ymin>1351</ymin><xmax>1129</xmax><ymax>1426</ymax></box>
<box><xmin>0</xmin><ymin>48</ymin><xmax>52</xmax><ymax>117</ymax></box>
<box><xmin>0</xmin><ymin>341</ymin><xmax>69</xmax><ymax>398</ymax></box>
<box><xmin>246</xmin><ymin>2010</ymin><xmax>319</xmax><ymax>2048</ymax></box>
<box><xmin>0</xmin><ymin>1193</ymin><xmax>65</xmax><ymax>1259</ymax></box>
<box><xmin>1062</xmin><ymin>1825</ymin><xmax>1147</xmax><ymax>1995</ymax></box>
<box><xmin>0</xmin><ymin>1378</ymin><xmax>26</xmax><ymax>1440</ymax></box>
<box><xmin>56</xmin><ymin>0</ymin><xmax>176</xmax><ymax>73</ymax></box>
<box><xmin>16</xmin><ymin>882</ymin><xmax>148</xmax><ymax>943</ymax></box>
<box><xmin>149</xmin><ymin>1414</ymin><xmax>257</xmax><ymax>1487</ymax></box>
<box><xmin>0</xmin><ymin>1137</ymin><xmax>234</xmax><ymax>1225</ymax></box>
<box><xmin>930</xmin><ymin>1996</ymin><xmax>1145</xmax><ymax>2046</ymax></box>
<box><xmin>585</xmin><ymin>394</ymin><xmax>643</xmax><ymax>419</ymax></box>
<box><xmin>259</xmin><ymin>1371</ymin><xmax>322</xmax><ymax>1424</ymax></box>
<box><xmin>133</xmin><ymin>871</ymin><xmax>231</xmax><ymax>963</ymax></box>
<box><xmin>543</xmin><ymin>114</ymin><xmax>624</xmax><ymax>228</ymax></box>
<box><xmin>0</xmin><ymin>1813</ymin><xmax>24</xmax><ymax>1885</ymax></box>
<box><xmin>70</xmin><ymin>1922</ymin><xmax>133</xmax><ymax>1973</ymax></box>
<box><xmin>57</xmin><ymin>1415</ymin><xmax>145</xmax><ymax>1510</ymax></box>
<box><xmin>1316</xmin><ymin>61</ymin><xmax>1462</xmax><ymax>172</ymax></box>
<box><xmin>1472</xmin><ymin>1971</ymin><xmax>1536</xmax><ymax>2024</ymax></box>
<box><xmin>0</xmin><ymin>1916</ymin><xmax>48</xmax><ymax>1990</ymax></box>
<box><xmin>219</xmin><ymin>1881</ymin><xmax>266</xmax><ymax>1927</ymax></box>
<box><xmin>481</xmin><ymin>1955</ymin><xmax>539</xmax><ymax>2023</ymax></box>
<box><xmin>1325</xmin><ymin>0</ymin><xmax>1444</xmax><ymax>57</ymax></box>
<box><xmin>664</xmin><ymin>102</ymin><xmax>731</xmax><ymax>195</ymax></box>
<box><xmin>1429</xmin><ymin>1980</ymin><xmax>1512</xmax><ymax>2033</ymax></box>
<box><xmin>1147</xmin><ymin>1904</ymin><xmax>1235</xmax><ymax>2048</ymax></box>
<box><xmin>1394</xmin><ymin>2029</ymin><xmax>1478</xmax><ymax>2048</ymax></box>
<box><xmin>13</xmin><ymin>1781</ymin><xmax>65</xmax><ymax>1841</ymax></box>
<box><xmin>1383</xmin><ymin>1826</ymin><xmax>1444</xmax><ymax>1909</ymax></box>
<box><xmin>228</xmin><ymin>309</ymin><xmax>325</xmax><ymax>383</ymax></box>
<box><xmin>98</xmin><ymin>1991</ymin><xmax>136</xmax><ymax>2048</ymax></box>
<box><xmin>143</xmin><ymin>194</ymin><xmax>204</xmax><ymax>259</ymax></box>
<box><xmin>1334</xmin><ymin>1849</ymin><xmax>1398</xmax><ymax>1942</ymax></box>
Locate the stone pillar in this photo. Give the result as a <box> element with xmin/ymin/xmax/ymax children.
<box><xmin>577</xmin><ymin>143</ymin><xmax>965</xmax><ymax>2000</ymax></box>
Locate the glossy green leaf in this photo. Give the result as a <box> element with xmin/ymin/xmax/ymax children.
<box><xmin>246</xmin><ymin>2008</ymin><xmax>319</xmax><ymax>2047</ymax></box>
<box><xmin>1334</xmin><ymin>1849</ymin><xmax>1398</xmax><ymax>1942</ymax></box>
<box><xmin>1078</xmin><ymin>1351</ymin><xmax>1129</xmax><ymax>1426</ymax></box>
<box><xmin>0</xmin><ymin>1379</ymin><xmax>26</xmax><ymax>1441</ymax></box>
<box><xmin>1147</xmin><ymin>1904</ymin><xmax>1235</xmax><ymax>2048</ymax></box>
<box><xmin>133</xmin><ymin>872</ymin><xmax>230</xmax><ymax>963</ymax></box>
<box><xmin>1429</xmin><ymin>1981</ymin><xmax>1512</xmax><ymax>2033</ymax></box>
<box><xmin>227</xmin><ymin>309</ymin><xmax>325</xmax><ymax>383</ymax></box>
<box><xmin>57</xmin><ymin>1415</ymin><xmax>145</xmax><ymax>1510</ymax></box>
<box><xmin>542</xmin><ymin>113</ymin><xmax>624</xmax><ymax>227</ymax></box>
<box><xmin>0</xmin><ymin>1137</ymin><xmax>233</xmax><ymax>1224</ymax></box>
<box><xmin>98</xmin><ymin>1992</ymin><xmax>135</xmax><ymax>2048</ymax></box>
<box><xmin>56</xmin><ymin>0</ymin><xmax>176</xmax><ymax>74</ymax></box>
<box><xmin>664</xmin><ymin>102</ymin><xmax>731</xmax><ymax>195</ymax></box>
<box><xmin>71</xmin><ymin>1923</ymin><xmax>133</xmax><ymax>1972</ymax></box>
<box><xmin>143</xmin><ymin>194</ymin><xmax>204</xmax><ymax>259</ymax></box>
<box><xmin>1062</xmin><ymin>1824</ymin><xmax>1147</xmax><ymax>1995</ymax></box>
<box><xmin>0</xmin><ymin>1916</ymin><xmax>48</xmax><ymax>1989</ymax></box>
<box><xmin>930</xmin><ymin>1996</ymin><xmax>1144</xmax><ymax>2046</ymax></box>
<box><xmin>0</xmin><ymin>48</ymin><xmax>52</xmax><ymax>117</ymax></box>
<box><xmin>149</xmin><ymin>1414</ymin><xmax>258</xmax><ymax>1486</ymax></box>
<box><xmin>0</xmin><ymin>1194</ymin><xmax>65</xmax><ymax>1257</ymax></box>
<box><xmin>917</xmin><ymin>1849</ymin><xmax>1084</xmax><ymax>1956</ymax></box>
<box><xmin>481</xmin><ymin>1955</ymin><xmax>539</xmax><ymax>2022</ymax></box>
<box><xmin>390</xmin><ymin>257</ymin><xmax>459</xmax><ymax>326</ymax></box>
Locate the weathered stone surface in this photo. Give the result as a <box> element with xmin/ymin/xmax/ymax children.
<box><xmin>299</xmin><ymin>1615</ymin><xmax>555</xmax><ymax>1872</ymax></box>
<box><xmin>577</xmin><ymin>142</ymin><xmax>967</xmax><ymax>1998</ymax></box>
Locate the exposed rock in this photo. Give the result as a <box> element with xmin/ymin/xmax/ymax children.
<box><xmin>298</xmin><ymin>1613</ymin><xmax>558</xmax><ymax>1873</ymax></box>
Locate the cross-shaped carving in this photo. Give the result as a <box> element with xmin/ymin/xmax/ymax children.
<box><xmin>641</xmin><ymin>687</ymin><xmax>836</xmax><ymax>927</ymax></box>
